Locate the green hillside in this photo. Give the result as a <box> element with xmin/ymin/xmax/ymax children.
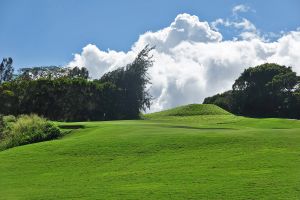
<box><xmin>1</xmin><ymin>105</ymin><xmax>300</xmax><ymax>199</ymax></box>
<box><xmin>145</xmin><ymin>104</ymin><xmax>231</xmax><ymax>118</ymax></box>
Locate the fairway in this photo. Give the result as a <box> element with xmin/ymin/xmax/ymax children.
<box><xmin>1</xmin><ymin>106</ymin><xmax>300</xmax><ymax>199</ymax></box>
<box><xmin>2</xmin><ymin>1</ymin><xmax>300</xmax><ymax>199</ymax></box>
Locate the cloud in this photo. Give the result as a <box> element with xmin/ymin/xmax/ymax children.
<box><xmin>212</xmin><ymin>4</ymin><xmax>262</xmax><ymax>41</ymax></box>
<box><xmin>68</xmin><ymin>44</ymin><xmax>136</xmax><ymax>79</ymax></box>
<box><xmin>232</xmin><ymin>4</ymin><xmax>251</xmax><ymax>15</ymax></box>
<box><xmin>212</xmin><ymin>18</ymin><xmax>256</xmax><ymax>31</ymax></box>
<box><xmin>133</xmin><ymin>13</ymin><xmax>222</xmax><ymax>52</ymax></box>
<box><xmin>212</xmin><ymin>4</ymin><xmax>260</xmax><ymax>41</ymax></box>
<box><xmin>212</xmin><ymin>17</ymin><xmax>258</xmax><ymax>40</ymax></box>
<box><xmin>68</xmin><ymin>13</ymin><xmax>300</xmax><ymax>112</ymax></box>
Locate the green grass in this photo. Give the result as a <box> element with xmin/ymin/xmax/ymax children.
<box><xmin>145</xmin><ymin>104</ymin><xmax>231</xmax><ymax>118</ymax></box>
<box><xmin>1</xmin><ymin>104</ymin><xmax>300</xmax><ymax>199</ymax></box>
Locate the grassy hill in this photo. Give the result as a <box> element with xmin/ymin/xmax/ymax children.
<box><xmin>145</xmin><ymin>104</ymin><xmax>231</xmax><ymax>118</ymax></box>
<box><xmin>1</xmin><ymin>104</ymin><xmax>300</xmax><ymax>199</ymax></box>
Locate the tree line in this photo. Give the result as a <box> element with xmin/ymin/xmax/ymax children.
<box><xmin>2</xmin><ymin>50</ymin><xmax>299</xmax><ymax>120</ymax></box>
<box><xmin>0</xmin><ymin>46</ymin><xmax>153</xmax><ymax>121</ymax></box>
<box><xmin>204</xmin><ymin>63</ymin><xmax>300</xmax><ymax>119</ymax></box>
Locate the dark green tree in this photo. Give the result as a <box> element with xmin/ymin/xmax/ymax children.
<box><xmin>204</xmin><ymin>63</ymin><xmax>300</xmax><ymax>118</ymax></box>
<box><xmin>1</xmin><ymin>77</ymin><xmax>121</xmax><ymax>121</ymax></box>
<box><xmin>100</xmin><ymin>45</ymin><xmax>154</xmax><ymax>118</ymax></box>
<box><xmin>203</xmin><ymin>90</ymin><xmax>235</xmax><ymax>112</ymax></box>
<box><xmin>232</xmin><ymin>63</ymin><xmax>299</xmax><ymax>117</ymax></box>
<box><xmin>68</xmin><ymin>67</ymin><xmax>89</xmax><ymax>79</ymax></box>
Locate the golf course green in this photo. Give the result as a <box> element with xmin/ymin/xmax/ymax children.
<box><xmin>1</xmin><ymin>104</ymin><xmax>300</xmax><ymax>199</ymax></box>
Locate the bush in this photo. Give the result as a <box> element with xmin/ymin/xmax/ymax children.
<box><xmin>1</xmin><ymin>114</ymin><xmax>62</xmax><ymax>150</ymax></box>
<box><xmin>0</xmin><ymin>115</ymin><xmax>4</xmax><ymax>139</ymax></box>
<box><xmin>0</xmin><ymin>115</ymin><xmax>16</xmax><ymax>142</ymax></box>
<box><xmin>3</xmin><ymin>115</ymin><xmax>16</xmax><ymax>123</ymax></box>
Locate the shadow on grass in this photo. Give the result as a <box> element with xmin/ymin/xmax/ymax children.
<box><xmin>160</xmin><ymin>125</ymin><xmax>237</xmax><ymax>130</ymax></box>
<box><xmin>58</xmin><ymin>124</ymin><xmax>85</xmax><ymax>129</ymax></box>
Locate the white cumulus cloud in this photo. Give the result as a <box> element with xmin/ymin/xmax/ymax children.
<box><xmin>68</xmin><ymin>13</ymin><xmax>300</xmax><ymax>112</ymax></box>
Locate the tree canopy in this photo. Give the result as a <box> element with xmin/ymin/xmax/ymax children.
<box><xmin>100</xmin><ymin>45</ymin><xmax>154</xmax><ymax>118</ymax></box>
<box><xmin>204</xmin><ymin>63</ymin><xmax>300</xmax><ymax>118</ymax></box>
<box><xmin>0</xmin><ymin>46</ymin><xmax>154</xmax><ymax>121</ymax></box>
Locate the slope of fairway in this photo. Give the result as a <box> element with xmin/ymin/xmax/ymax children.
<box><xmin>145</xmin><ymin>104</ymin><xmax>231</xmax><ymax>118</ymax></box>
<box><xmin>1</xmin><ymin>112</ymin><xmax>300</xmax><ymax>199</ymax></box>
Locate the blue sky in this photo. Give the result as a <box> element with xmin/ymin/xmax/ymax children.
<box><xmin>1</xmin><ymin>0</ymin><xmax>300</xmax><ymax>69</ymax></box>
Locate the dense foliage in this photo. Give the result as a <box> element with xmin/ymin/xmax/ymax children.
<box><xmin>99</xmin><ymin>45</ymin><xmax>153</xmax><ymax>118</ymax></box>
<box><xmin>0</xmin><ymin>46</ymin><xmax>153</xmax><ymax>121</ymax></box>
<box><xmin>0</xmin><ymin>114</ymin><xmax>62</xmax><ymax>150</ymax></box>
<box><xmin>203</xmin><ymin>91</ymin><xmax>234</xmax><ymax>113</ymax></box>
<box><xmin>0</xmin><ymin>78</ymin><xmax>121</xmax><ymax>121</ymax></box>
<box><xmin>204</xmin><ymin>63</ymin><xmax>300</xmax><ymax>118</ymax></box>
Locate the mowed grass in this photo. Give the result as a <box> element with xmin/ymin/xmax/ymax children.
<box><xmin>146</xmin><ymin>104</ymin><xmax>231</xmax><ymax>117</ymax></box>
<box><xmin>1</xmin><ymin>105</ymin><xmax>300</xmax><ymax>199</ymax></box>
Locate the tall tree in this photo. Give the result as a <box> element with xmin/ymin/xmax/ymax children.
<box><xmin>0</xmin><ymin>57</ymin><xmax>14</xmax><ymax>84</ymax></box>
<box><xmin>204</xmin><ymin>63</ymin><xmax>300</xmax><ymax>118</ymax></box>
<box><xmin>232</xmin><ymin>63</ymin><xmax>299</xmax><ymax>117</ymax></box>
<box><xmin>100</xmin><ymin>45</ymin><xmax>154</xmax><ymax>118</ymax></box>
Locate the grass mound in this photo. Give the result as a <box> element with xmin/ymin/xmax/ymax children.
<box><xmin>145</xmin><ymin>104</ymin><xmax>231</xmax><ymax>118</ymax></box>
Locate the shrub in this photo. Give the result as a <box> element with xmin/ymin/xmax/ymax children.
<box><xmin>0</xmin><ymin>115</ymin><xmax>4</xmax><ymax>139</ymax></box>
<box><xmin>2</xmin><ymin>114</ymin><xmax>62</xmax><ymax>150</ymax></box>
<box><xmin>3</xmin><ymin>115</ymin><xmax>16</xmax><ymax>123</ymax></box>
<box><xmin>0</xmin><ymin>115</ymin><xmax>16</xmax><ymax>142</ymax></box>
